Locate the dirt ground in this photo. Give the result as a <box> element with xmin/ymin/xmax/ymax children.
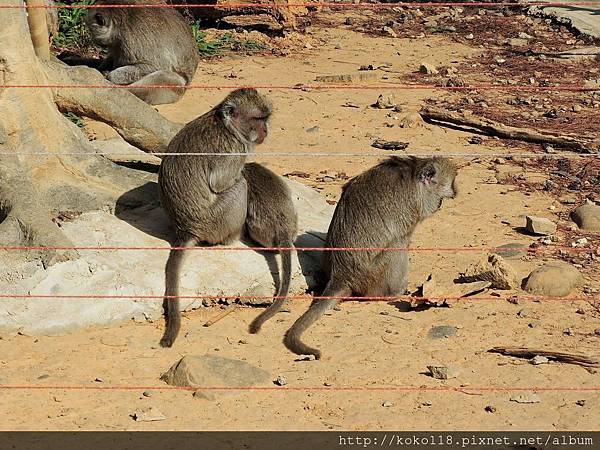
<box><xmin>1</xmin><ymin>8</ymin><xmax>599</xmax><ymax>431</ymax></box>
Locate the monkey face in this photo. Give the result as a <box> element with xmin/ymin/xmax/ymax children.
<box><xmin>86</xmin><ymin>10</ymin><xmax>115</xmax><ymax>46</ymax></box>
<box><xmin>419</xmin><ymin>159</ymin><xmax>458</xmax><ymax>216</ymax></box>
<box><xmin>219</xmin><ymin>89</ymin><xmax>272</xmax><ymax>145</ymax></box>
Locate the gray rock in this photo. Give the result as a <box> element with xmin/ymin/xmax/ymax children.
<box><xmin>523</xmin><ymin>262</ymin><xmax>583</xmax><ymax>297</ymax></box>
<box><xmin>460</xmin><ymin>254</ymin><xmax>520</xmax><ymax>290</ymax></box>
<box><xmin>571</xmin><ymin>202</ymin><xmax>600</xmax><ymax>231</ymax></box>
<box><xmin>132</xmin><ymin>406</ymin><xmax>166</xmax><ymax>422</ymax></box>
<box><xmin>275</xmin><ymin>375</ymin><xmax>288</xmax><ymax>386</ymax></box>
<box><xmin>496</xmin><ymin>243</ymin><xmax>528</xmax><ymax>259</ymax></box>
<box><xmin>419</xmin><ymin>63</ymin><xmax>439</xmax><ymax>75</ymax></box>
<box><xmin>427</xmin><ymin>365</ymin><xmax>460</xmax><ymax>379</ymax></box>
<box><xmin>0</xmin><ymin>175</ymin><xmax>334</xmax><ymax>334</ymax></box>
<box><xmin>382</xmin><ymin>400</ymin><xmax>394</xmax><ymax>407</ymax></box>
<box><xmin>428</xmin><ymin>325</ymin><xmax>457</xmax><ymax>339</ymax></box>
<box><xmin>530</xmin><ymin>355</ymin><xmax>549</xmax><ymax>365</ymax></box>
<box><xmin>373</xmin><ymin>94</ymin><xmax>396</xmax><ymax>109</ymax></box>
<box><xmin>161</xmin><ymin>355</ymin><xmax>270</xmax><ymax>400</ymax></box>
<box><xmin>510</xmin><ymin>392</ymin><xmax>541</xmax><ymax>404</ymax></box>
<box><xmin>525</xmin><ymin>215</ymin><xmax>557</xmax><ymax>236</ymax></box>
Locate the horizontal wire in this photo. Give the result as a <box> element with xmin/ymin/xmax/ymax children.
<box><xmin>2</xmin><ymin>245</ymin><xmax>597</xmax><ymax>252</ymax></box>
<box><xmin>3</xmin><ymin>84</ymin><xmax>598</xmax><ymax>91</ymax></box>
<box><xmin>4</xmin><ymin>152</ymin><xmax>599</xmax><ymax>158</ymax></box>
<box><xmin>0</xmin><ymin>294</ymin><xmax>596</xmax><ymax>301</ymax></box>
<box><xmin>8</xmin><ymin>2</ymin><xmax>600</xmax><ymax>9</ymax></box>
<box><xmin>0</xmin><ymin>385</ymin><xmax>598</xmax><ymax>392</ymax></box>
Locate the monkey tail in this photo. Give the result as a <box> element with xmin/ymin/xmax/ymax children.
<box><xmin>283</xmin><ymin>281</ymin><xmax>351</xmax><ymax>360</ymax></box>
<box><xmin>249</xmin><ymin>242</ymin><xmax>294</xmax><ymax>334</ymax></box>
<box><xmin>160</xmin><ymin>237</ymin><xmax>196</xmax><ymax>348</ymax></box>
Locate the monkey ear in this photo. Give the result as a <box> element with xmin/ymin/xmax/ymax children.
<box><xmin>418</xmin><ymin>162</ymin><xmax>437</xmax><ymax>185</ymax></box>
<box><xmin>219</xmin><ymin>101</ymin><xmax>238</xmax><ymax>119</ymax></box>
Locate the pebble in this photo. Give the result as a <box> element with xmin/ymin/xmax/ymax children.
<box><xmin>576</xmin><ymin>399</ymin><xmax>586</xmax><ymax>407</ymax></box>
<box><xmin>525</xmin><ymin>215</ymin><xmax>557</xmax><ymax>236</ymax></box>
<box><xmin>382</xmin><ymin>26</ymin><xmax>397</xmax><ymax>38</ymax></box>
<box><xmin>419</xmin><ymin>62</ymin><xmax>439</xmax><ymax>75</ymax></box>
<box><xmin>373</xmin><ymin>93</ymin><xmax>396</xmax><ymax>109</ymax></box>
<box><xmin>510</xmin><ymin>392</ymin><xmax>541</xmax><ymax>404</ymax></box>
<box><xmin>427</xmin><ymin>365</ymin><xmax>460</xmax><ymax>380</ymax></box>
<box><xmin>142</xmin><ymin>390</ymin><xmax>152</xmax><ymax>398</ymax></box>
<box><xmin>465</xmin><ymin>33</ymin><xmax>474</xmax><ymax>40</ymax></box>
<box><xmin>529</xmin><ymin>355</ymin><xmax>549</xmax><ymax>365</ymax></box>
<box><xmin>518</xmin><ymin>308</ymin><xmax>532</xmax><ymax>318</ymax></box>
<box><xmin>132</xmin><ymin>406</ymin><xmax>166</xmax><ymax>422</ymax></box>
<box><xmin>275</xmin><ymin>375</ymin><xmax>287</xmax><ymax>386</ymax></box>
<box><xmin>382</xmin><ymin>400</ymin><xmax>394</xmax><ymax>407</ymax></box>
<box><xmin>428</xmin><ymin>325</ymin><xmax>457</xmax><ymax>339</ymax></box>
<box><xmin>485</xmin><ymin>405</ymin><xmax>497</xmax><ymax>413</ymax></box>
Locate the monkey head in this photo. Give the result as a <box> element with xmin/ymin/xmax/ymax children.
<box><xmin>217</xmin><ymin>88</ymin><xmax>272</xmax><ymax>146</ymax></box>
<box><xmin>417</xmin><ymin>157</ymin><xmax>458</xmax><ymax>217</ymax></box>
<box><xmin>86</xmin><ymin>7</ymin><xmax>118</xmax><ymax>46</ymax></box>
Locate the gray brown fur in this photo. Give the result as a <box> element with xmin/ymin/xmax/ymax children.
<box><xmin>283</xmin><ymin>156</ymin><xmax>458</xmax><ymax>359</ymax></box>
<box><xmin>85</xmin><ymin>0</ymin><xmax>199</xmax><ymax>105</ymax></box>
<box><xmin>158</xmin><ymin>89</ymin><xmax>272</xmax><ymax>347</ymax></box>
<box><xmin>243</xmin><ymin>163</ymin><xmax>298</xmax><ymax>334</ymax></box>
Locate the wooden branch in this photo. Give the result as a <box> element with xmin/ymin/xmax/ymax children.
<box><xmin>25</xmin><ymin>0</ymin><xmax>50</xmax><ymax>60</ymax></box>
<box><xmin>489</xmin><ymin>346</ymin><xmax>599</xmax><ymax>368</ymax></box>
<box><xmin>44</xmin><ymin>61</ymin><xmax>182</xmax><ymax>154</ymax></box>
<box><xmin>203</xmin><ymin>305</ymin><xmax>238</xmax><ymax>327</ymax></box>
<box><xmin>420</xmin><ymin>106</ymin><xmax>600</xmax><ymax>154</ymax></box>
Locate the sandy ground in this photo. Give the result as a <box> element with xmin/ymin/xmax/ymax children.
<box><xmin>1</xmin><ymin>12</ymin><xmax>599</xmax><ymax>431</ymax></box>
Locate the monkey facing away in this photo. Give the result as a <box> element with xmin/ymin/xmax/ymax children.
<box><xmin>283</xmin><ymin>156</ymin><xmax>458</xmax><ymax>359</ymax></box>
<box><xmin>84</xmin><ymin>0</ymin><xmax>199</xmax><ymax>105</ymax></box>
<box><xmin>158</xmin><ymin>89</ymin><xmax>272</xmax><ymax>347</ymax></box>
<box><xmin>243</xmin><ymin>163</ymin><xmax>298</xmax><ymax>334</ymax></box>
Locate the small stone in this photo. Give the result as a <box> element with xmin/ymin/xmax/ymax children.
<box><xmin>428</xmin><ymin>325</ymin><xmax>457</xmax><ymax>339</ymax></box>
<box><xmin>507</xmin><ymin>38</ymin><xmax>529</xmax><ymax>47</ymax></box>
<box><xmin>525</xmin><ymin>216</ymin><xmax>557</xmax><ymax>236</ymax></box>
<box><xmin>323</xmin><ymin>381</ymin><xmax>332</xmax><ymax>387</ymax></box>
<box><xmin>594</xmin><ymin>329</ymin><xmax>600</xmax><ymax>336</ymax></box>
<box><xmin>518</xmin><ymin>308</ymin><xmax>532</xmax><ymax>318</ymax></box>
<box><xmin>518</xmin><ymin>32</ymin><xmax>533</xmax><ymax>39</ymax></box>
<box><xmin>465</xmin><ymin>33</ymin><xmax>474</xmax><ymax>40</ymax></box>
<box><xmin>460</xmin><ymin>254</ymin><xmax>520</xmax><ymax>290</ymax></box>
<box><xmin>495</xmin><ymin>243</ymin><xmax>527</xmax><ymax>259</ymax></box>
<box><xmin>373</xmin><ymin>94</ymin><xmax>396</xmax><ymax>109</ymax></box>
<box><xmin>422</xmin><ymin>401</ymin><xmax>432</xmax><ymax>407</ymax></box>
<box><xmin>572</xmin><ymin>104</ymin><xmax>582</xmax><ymax>112</ymax></box>
<box><xmin>306</xmin><ymin>126</ymin><xmax>320</xmax><ymax>133</ymax></box>
<box><xmin>382</xmin><ymin>400</ymin><xmax>394</xmax><ymax>407</ymax></box>
<box><xmin>427</xmin><ymin>365</ymin><xmax>460</xmax><ymax>380</ymax></box>
<box><xmin>274</xmin><ymin>375</ymin><xmax>287</xmax><ymax>386</ymax></box>
<box><xmin>576</xmin><ymin>308</ymin><xmax>585</xmax><ymax>315</ymax></box>
<box><xmin>419</xmin><ymin>63</ymin><xmax>439</xmax><ymax>75</ymax></box>
<box><xmin>563</xmin><ymin>328</ymin><xmax>574</xmax><ymax>336</ymax></box>
<box><xmin>576</xmin><ymin>399</ymin><xmax>586</xmax><ymax>407</ymax></box>
<box><xmin>529</xmin><ymin>355</ymin><xmax>549</xmax><ymax>365</ymax></box>
<box><xmin>523</xmin><ymin>262</ymin><xmax>583</xmax><ymax>297</ymax></box>
<box><xmin>382</xmin><ymin>26</ymin><xmax>397</xmax><ymax>38</ymax></box>
<box><xmin>510</xmin><ymin>392</ymin><xmax>541</xmax><ymax>404</ymax></box>
<box><xmin>528</xmin><ymin>322</ymin><xmax>539</xmax><ymax>329</ymax></box>
<box><xmin>571</xmin><ymin>202</ymin><xmax>600</xmax><ymax>231</ymax></box>
<box><xmin>132</xmin><ymin>406</ymin><xmax>166</xmax><ymax>422</ymax></box>
<box><xmin>142</xmin><ymin>390</ymin><xmax>152</xmax><ymax>397</ymax></box>
<box><xmin>485</xmin><ymin>405</ymin><xmax>497</xmax><ymax>413</ymax></box>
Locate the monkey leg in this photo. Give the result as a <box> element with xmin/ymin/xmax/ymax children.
<box><xmin>159</xmin><ymin>235</ymin><xmax>198</xmax><ymax>348</ymax></box>
<box><xmin>127</xmin><ymin>71</ymin><xmax>188</xmax><ymax>106</ymax></box>
<box><xmin>283</xmin><ymin>280</ymin><xmax>351</xmax><ymax>360</ymax></box>
<box><xmin>384</xmin><ymin>250</ymin><xmax>409</xmax><ymax>296</ymax></box>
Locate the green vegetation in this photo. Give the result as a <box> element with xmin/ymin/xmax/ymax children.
<box><xmin>53</xmin><ymin>0</ymin><xmax>95</xmax><ymax>50</ymax></box>
<box><xmin>62</xmin><ymin>112</ymin><xmax>85</xmax><ymax>128</ymax></box>
<box><xmin>191</xmin><ymin>22</ymin><xmax>266</xmax><ymax>56</ymax></box>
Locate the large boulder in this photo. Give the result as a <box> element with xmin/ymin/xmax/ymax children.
<box><xmin>0</xmin><ymin>173</ymin><xmax>334</xmax><ymax>334</ymax></box>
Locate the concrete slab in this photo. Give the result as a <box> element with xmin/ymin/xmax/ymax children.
<box><xmin>529</xmin><ymin>1</ymin><xmax>600</xmax><ymax>39</ymax></box>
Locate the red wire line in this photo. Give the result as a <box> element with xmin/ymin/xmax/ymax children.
<box><xmin>2</xmin><ymin>245</ymin><xmax>597</xmax><ymax>252</ymax></box>
<box><xmin>0</xmin><ymin>294</ymin><xmax>596</xmax><ymax>301</ymax></box>
<box><xmin>8</xmin><ymin>2</ymin><xmax>600</xmax><ymax>9</ymax></box>
<box><xmin>2</xmin><ymin>84</ymin><xmax>598</xmax><ymax>91</ymax></box>
<box><xmin>0</xmin><ymin>385</ymin><xmax>598</xmax><ymax>391</ymax></box>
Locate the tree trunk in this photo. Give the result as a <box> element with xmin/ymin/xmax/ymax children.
<box><xmin>0</xmin><ymin>0</ymin><xmax>177</xmax><ymax>266</ymax></box>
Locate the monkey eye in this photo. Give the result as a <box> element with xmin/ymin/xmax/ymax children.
<box><xmin>95</xmin><ymin>13</ymin><xmax>106</xmax><ymax>27</ymax></box>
